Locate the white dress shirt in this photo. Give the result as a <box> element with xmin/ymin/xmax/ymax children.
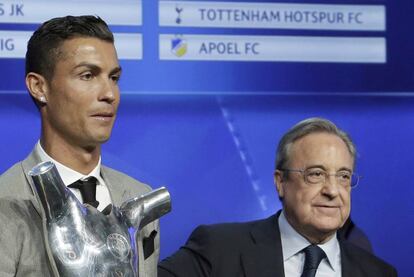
<box><xmin>35</xmin><ymin>141</ymin><xmax>112</xmax><ymax>211</ymax></box>
<box><xmin>278</xmin><ymin>211</ymin><xmax>342</xmax><ymax>277</ymax></box>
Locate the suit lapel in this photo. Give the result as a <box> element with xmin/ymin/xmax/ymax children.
<box><xmin>100</xmin><ymin>166</ymin><xmax>131</xmax><ymax>206</ymax></box>
<box><xmin>21</xmin><ymin>147</ymin><xmax>62</xmax><ymax>276</ymax></box>
<box><xmin>242</xmin><ymin>213</ymin><xmax>285</xmax><ymax>277</ymax></box>
<box><xmin>340</xmin><ymin>242</ymin><xmax>362</xmax><ymax>277</ymax></box>
<box><xmin>21</xmin><ymin>148</ymin><xmax>44</xmax><ymax>216</ymax></box>
<box><xmin>341</xmin><ymin>251</ymin><xmax>352</xmax><ymax>277</ymax></box>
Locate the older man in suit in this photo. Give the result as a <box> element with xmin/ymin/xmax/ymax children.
<box><xmin>0</xmin><ymin>16</ymin><xmax>158</xmax><ymax>276</ymax></box>
<box><xmin>158</xmin><ymin>118</ymin><xmax>397</xmax><ymax>277</ymax></box>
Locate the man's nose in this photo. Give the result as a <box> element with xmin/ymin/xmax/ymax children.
<box><xmin>99</xmin><ymin>79</ymin><xmax>116</xmax><ymax>103</ymax></box>
<box><xmin>321</xmin><ymin>174</ymin><xmax>340</xmax><ymax>197</ymax></box>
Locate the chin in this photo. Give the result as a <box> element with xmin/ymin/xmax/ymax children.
<box><xmin>97</xmin><ymin>136</ymin><xmax>111</xmax><ymax>143</ymax></box>
<box><xmin>313</xmin><ymin>219</ymin><xmax>342</xmax><ymax>233</ymax></box>
<box><xmin>94</xmin><ymin>131</ymin><xmax>112</xmax><ymax>141</ymax></box>
<box><xmin>83</xmin><ymin>136</ymin><xmax>110</xmax><ymax>148</ymax></box>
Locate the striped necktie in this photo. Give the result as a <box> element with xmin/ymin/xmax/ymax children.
<box><xmin>301</xmin><ymin>244</ymin><xmax>326</xmax><ymax>277</ymax></box>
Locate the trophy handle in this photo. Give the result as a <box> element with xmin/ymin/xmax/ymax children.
<box><xmin>120</xmin><ymin>187</ymin><xmax>171</xmax><ymax>230</ymax></box>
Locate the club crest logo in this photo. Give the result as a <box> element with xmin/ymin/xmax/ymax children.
<box><xmin>175</xmin><ymin>6</ymin><xmax>183</xmax><ymax>24</ymax></box>
<box><xmin>107</xmin><ymin>233</ymin><xmax>131</xmax><ymax>261</ymax></box>
<box><xmin>171</xmin><ymin>37</ymin><xmax>187</xmax><ymax>57</ymax></box>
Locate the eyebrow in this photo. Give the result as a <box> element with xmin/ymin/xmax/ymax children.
<box><xmin>110</xmin><ymin>66</ymin><xmax>122</xmax><ymax>76</ymax></box>
<box><xmin>73</xmin><ymin>63</ymin><xmax>122</xmax><ymax>75</ymax></box>
<box><xmin>306</xmin><ymin>165</ymin><xmax>353</xmax><ymax>172</ymax></box>
<box><xmin>73</xmin><ymin>62</ymin><xmax>99</xmax><ymax>71</ymax></box>
<box><xmin>337</xmin><ymin>167</ymin><xmax>353</xmax><ymax>172</ymax></box>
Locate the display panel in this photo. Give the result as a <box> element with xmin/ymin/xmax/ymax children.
<box><xmin>1</xmin><ymin>0</ymin><xmax>413</xmax><ymax>94</ymax></box>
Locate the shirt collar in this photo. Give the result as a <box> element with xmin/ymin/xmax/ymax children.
<box><xmin>35</xmin><ymin>141</ymin><xmax>103</xmax><ymax>186</ymax></box>
<box><xmin>278</xmin><ymin>210</ymin><xmax>340</xmax><ymax>271</ymax></box>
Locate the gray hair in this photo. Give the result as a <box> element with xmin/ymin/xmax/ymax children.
<box><xmin>275</xmin><ymin>117</ymin><xmax>356</xmax><ymax>171</ymax></box>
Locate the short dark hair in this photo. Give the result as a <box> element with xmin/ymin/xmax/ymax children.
<box><xmin>275</xmin><ymin>117</ymin><xmax>356</xmax><ymax>171</ymax></box>
<box><xmin>25</xmin><ymin>15</ymin><xmax>114</xmax><ymax>81</ymax></box>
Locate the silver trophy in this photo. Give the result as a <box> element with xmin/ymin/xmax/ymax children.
<box><xmin>29</xmin><ymin>161</ymin><xmax>171</xmax><ymax>277</ymax></box>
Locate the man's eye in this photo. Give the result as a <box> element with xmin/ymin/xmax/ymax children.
<box><xmin>111</xmin><ymin>75</ymin><xmax>120</xmax><ymax>83</ymax></box>
<box><xmin>80</xmin><ymin>72</ymin><xmax>93</xmax><ymax>80</ymax></box>
<box><xmin>308</xmin><ymin>170</ymin><xmax>324</xmax><ymax>177</ymax></box>
<box><xmin>338</xmin><ymin>172</ymin><xmax>351</xmax><ymax>180</ymax></box>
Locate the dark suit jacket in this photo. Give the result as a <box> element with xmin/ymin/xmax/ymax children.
<box><xmin>158</xmin><ymin>213</ymin><xmax>397</xmax><ymax>277</ymax></box>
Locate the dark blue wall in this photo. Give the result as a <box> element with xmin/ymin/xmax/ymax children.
<box><xmin>0</xmin><ymin>92</ymin><xmax>413</xmax><ymax>276</ymax></box>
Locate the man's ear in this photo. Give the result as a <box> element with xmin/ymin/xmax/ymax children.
<box><xmin>274</xmin><ymin>170</ymin><xmax>285</xmax><ymax>199</ymax></box>
<box><xmin>26</xmin><ymin>72</ymin><xmax>49</xmax><ymax>104</ymax></box>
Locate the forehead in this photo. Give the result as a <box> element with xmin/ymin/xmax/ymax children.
<box><xmin>289</xmin><ymin>132</ymin><xmax>354</xmax><ymax>169</ymax></box>
<box><xmin>56</xmin><ymin>37</ymin><xmax>118</xmax><ymax>68</ymax></box>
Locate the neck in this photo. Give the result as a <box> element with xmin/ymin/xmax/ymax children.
<box><xmin>40</xmin><ymin>135</ymin><xmax>100</xmax><ymax>175</ymax></box>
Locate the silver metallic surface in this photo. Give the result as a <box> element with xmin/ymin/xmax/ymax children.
<box><xmin>120</xmin><ymin>187</ymin><xmax>171</xmax><ymax>230</ymax></box>
<box><xmin>29</xmin><ymin>161</ymin><xmax>171</xmax><ymax>277</ymax></box>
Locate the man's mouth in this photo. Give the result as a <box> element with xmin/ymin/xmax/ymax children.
<box><xmin>314</xmin><ymin>205</ymin><xmax>341</xmax><ymax>215</ymax></box>
<box><xmin>91</xmin><ymin>111</ymin><xmax>114</xmax><ymax>121</ymax></box>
